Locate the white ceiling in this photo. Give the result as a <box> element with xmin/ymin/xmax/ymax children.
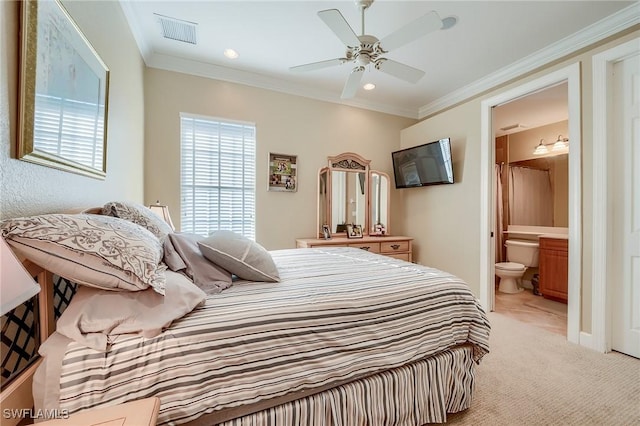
<box><xmin>120</xmin><ymin>1</ymin><xmax>637</xmax><ymax>124</ymax></box>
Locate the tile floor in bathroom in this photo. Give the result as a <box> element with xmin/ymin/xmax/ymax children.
<box><xmin>494</xmin><ymin>287</ymin><xmax>567</xmax><ymax>336</ymax></box>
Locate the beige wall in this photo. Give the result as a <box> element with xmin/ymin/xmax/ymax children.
<box><xmin>0</xmin><ymin>1</ymin><xmax>145</xmax><ymax>219</ymax></box>
<box><xmin>399</xmin><ymin>101</ymin><xmax>481</xmax><ymax>287</ymax></box>
<box><xmin>401</xmin><ymin>28</ymin><xmax>639</xmax><ymax>334</ymax></box>
<box><xmin>143</xmin><ymin>68</ymin><xmax>417</xmax><ymax>249</ymax></box>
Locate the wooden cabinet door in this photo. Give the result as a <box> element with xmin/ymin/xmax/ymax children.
<box><xmin>539</xmin><ymin>240</ymin><xmax>568</xmax><ymax>303</ymax></box>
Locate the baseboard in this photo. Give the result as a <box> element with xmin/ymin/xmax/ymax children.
<box><xmin>579</xmin><ymin>331</ymin><xmax>599</xmax><ymax>352</ymax></box>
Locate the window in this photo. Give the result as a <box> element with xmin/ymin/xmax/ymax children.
<box><xmin>180</xmin><ymin>113</ymin><xmax>256</xmax><ymax>239</ymax></box>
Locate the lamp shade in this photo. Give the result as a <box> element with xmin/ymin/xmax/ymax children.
<box><xmin>148</xmin><ymin>201</ymin><xmax>175</xmax><ymax>230</ymax></box>
<box><xmin>533</xmin><ymin>139</ymin><xmax>549</xmax><ymax>155</ymax></box>
<box><xmin>1</xmin><ymin>238</ymin><xmax>41</xmax><ymax>316</ymax></box>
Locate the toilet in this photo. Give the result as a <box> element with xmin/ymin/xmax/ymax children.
<box><xmin>495</xmin><ymin>239</ymin><xmax>539</xmax><ymax>294</ymax></box>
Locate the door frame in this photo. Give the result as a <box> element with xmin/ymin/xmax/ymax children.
<box><xmin>479</xmin><ymin>62</ymin><xmax>582</xmax><ymax>344</ymax></box>
<box><xmin>592</xmin><ymin>37</ymin><xmax>640</xmax><ymax>353</ymax></box>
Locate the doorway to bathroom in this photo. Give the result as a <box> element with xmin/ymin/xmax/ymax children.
<box><xmin>479</xmin><ymin>63</ymin><xmax>582</xmax><ymax>345</ymax></box>
<box><xmin>492</xmin><ymin>83</ymin><xmax>569</xmax><ymax>337</ymax></box>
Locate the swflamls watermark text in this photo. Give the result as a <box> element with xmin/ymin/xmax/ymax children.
<box><xmin>2</xmin><ymin>408</ymin><xmax>69</xmax><ymax>420</ymax></box>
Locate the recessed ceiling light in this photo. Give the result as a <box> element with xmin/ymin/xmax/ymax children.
<box><xmin>363</xmin><ymin>83</ymin><xmax>376</xmax><ymax>91</ymax></box>
<box><xmin>224</xmin><ymin>48</ymin><xmax>239</xmax><ymax>59</ymax></box>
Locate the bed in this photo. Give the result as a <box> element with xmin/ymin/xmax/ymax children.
<box><xmin>0</xmin><ymin>207</ymin><xmax>490</xmax><ymax>426</ymax></box>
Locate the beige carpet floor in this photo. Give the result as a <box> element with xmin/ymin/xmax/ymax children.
<box><xmin>442</xmin><ymin>312</ymin><xmax>640</xmax><ymax>425</ymax></box>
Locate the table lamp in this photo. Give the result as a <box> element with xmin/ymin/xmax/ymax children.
<box><xmin>1</xmin><ymin>238</ymin><xmax>41</xmax><ymax>316</ymax></box>
<box><xmin>148</xmin><ymin>200</ymin><xmax>175</xmax><ymax>231</ymax></box>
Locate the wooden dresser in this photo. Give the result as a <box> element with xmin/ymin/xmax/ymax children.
<box><xmin>538</xmin><ymin>236</ymin><xmax>568</xmax><ymax>303</ymax></box>
<box><xmin>296</xmin><ymin>236</ymin><xmax>413</xmax><ymax>262</ymax></box>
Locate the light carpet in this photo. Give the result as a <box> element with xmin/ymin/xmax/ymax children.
<box><xmin>443</xmin><ymin>312</ymin><xmax>640</xmax><ymax>425</ymax></box>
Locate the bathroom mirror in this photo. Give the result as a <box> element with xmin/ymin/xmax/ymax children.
<box><xmin>369</xmin><ymin>171</ymin><xmax>390</xmax><ymax>235</ymax></box>
<box><xmin>317</xmin><ymin>152</ymin><xmax>371</xmax><ymax>237</ymax></box>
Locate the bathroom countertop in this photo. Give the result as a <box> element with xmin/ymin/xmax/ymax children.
<box><xmin>538</xmin><ymin>234</ymin><xmax>569</xmax><ymax>239</ymax></box>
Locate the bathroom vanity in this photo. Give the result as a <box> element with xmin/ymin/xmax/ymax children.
<box><xmin>538</xmin><ymin>235</ymin><xmax>569</xmax><ymax>303</ymax></box>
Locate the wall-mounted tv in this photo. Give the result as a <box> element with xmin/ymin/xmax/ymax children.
<box><xmin>391</xmin><ymin>138</ymin><xmax>454</xmax><ymax>188</ymax></box>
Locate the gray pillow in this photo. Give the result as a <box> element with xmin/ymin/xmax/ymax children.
<box><xmin>56</xmin><ymin>270</ymin><xmax>206</xmax><ymax>351</ymax></box>
<box><xmin>102</xmin><ymin>201</ymin><xmax>173</xmax><ymax>242</ymax></box>
<box><xmin>198</xmin><ymin>231</ymin><xmax>280</xmax><ymax>282</ymax></box>
<box><xmin>168</xmin><ymin>233</ymin><xmax>233</xmax><ymax>294</ymax></box>
<box><xmin>0</xmin><ymin>214</ymin><xmax>166</xmax><ymax>294</ymax></box>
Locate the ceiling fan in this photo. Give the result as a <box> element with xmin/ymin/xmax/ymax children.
<box><xmin>290</xmin><ymin>0</ymin><xmax>456</xmax><ymax>99</ymax></box>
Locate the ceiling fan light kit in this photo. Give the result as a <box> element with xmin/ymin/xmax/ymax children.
<box><xmin>290</xmin><ymin>0</ymin><xmax>453</xmax><ymax>99</ymax></box>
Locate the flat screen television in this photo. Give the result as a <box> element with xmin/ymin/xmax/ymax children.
<box><xmin>391</xmin><ymin>138</ymin><xmax>454</xmax><ymax>188</ymax></box>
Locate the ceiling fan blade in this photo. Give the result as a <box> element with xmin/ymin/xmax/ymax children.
<box><xmin>378</xmin><ymin>11</ymin><xmax>442</xmax><ymax>52</ymax></box>
<box><xmin>375</xmin><ymin>59</ymin><xmax>425</xmax><ymax>84</ymax></box>
<box><xmin>341</xmin><ymin>67</ymin><xmax>364</xmax><ymax>99</ymax></box>
<box><xmin>318</xmin><ymin>9</ymin><xmax>360</xmax><ymax>47</ymax></box>
<box><xmin>290</xmin><ymin>58</ymin><xmax>348</xmax><ymax>72</ymax></box>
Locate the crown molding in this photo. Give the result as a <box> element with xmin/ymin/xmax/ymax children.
<box><xmin>417</xmin><ymin>3</ymin><xmax>640</xmax><ymax>119</ymax></box>
<box><xmin>119</xmin><ymin>1</ymin><xmax>151</xmax><ymax>60</ymax></box>
<box><xmin>119</xmin><ymin>1</ymin><xmax>637</xmax><ymax>121</ymax></box>
<box><xmin>146</xmin><ymin>53</ymin><xmax>420</xmax><ymax>118</ymax></box>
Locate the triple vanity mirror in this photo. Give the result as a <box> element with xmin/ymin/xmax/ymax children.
<box><xmin>317</xmin><ymin>152</ymin><xmax>390</xmax><ymax>238</ymax></box>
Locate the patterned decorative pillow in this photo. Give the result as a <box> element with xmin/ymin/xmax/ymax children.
<box><xmin>197</xmin><ymin>230</ymin><xmax>280</xmax><ymax>282</ymax></box>
<box><xmin>102</xmin><ymin>201</ymin><xmax>173</xmax><ymax>241</ymax></box>
<box><xmin>0</xmin><ymin>214</ymin><xmax>166</xmax><ymax>294</ymax></box>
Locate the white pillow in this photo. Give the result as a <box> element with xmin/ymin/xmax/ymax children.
<box><xmin>197</xmin><ymin>231</ymin><xmax>280</xmax><ymax>282</ymax></box>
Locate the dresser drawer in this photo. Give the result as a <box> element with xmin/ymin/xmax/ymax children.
<box><xmin>348</xmin><ymin>242</ymin><xmax>381</xmax><ymax>253</ymax></box>
<box><xmin>386</xmin><ymin>252</ymin><xmax>411</xmax><ymax>262</ymax></box>
<box><xmin>380</xmin><ymin>240</ymin><xmax>410</xmax><ymax>253</ymax></box>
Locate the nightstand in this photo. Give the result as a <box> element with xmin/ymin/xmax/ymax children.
<box><xmin>37</xmin><ymin>397</ymin><xmax>160</xmax><ymax>426</ymax></box>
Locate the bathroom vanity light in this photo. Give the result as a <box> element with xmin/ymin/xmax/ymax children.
<box><xmin>552</xmin><ymin>135</ymin><xmax>569</xmax><ymax>151</ymax></box>
<box><xmin>533</xmin><ymin>135</ymin><xmax>569</xmax><ymax>155</ymax></box>
<box><xmin>533</xmin><ymin>139</ymin><xmax>548</xmax><ymax>155</ymax></box>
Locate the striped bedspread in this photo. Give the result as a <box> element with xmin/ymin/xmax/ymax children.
<box><xmin>50</xmin><ymin>248</ymin><xmax>490</xmax><ymax>425</ymax></box>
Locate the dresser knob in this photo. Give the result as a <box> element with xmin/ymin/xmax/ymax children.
<box><xmin>391</xmin><ymin>244</ymin><xmax>400</xmax><ymax>250</ymax></box>
<box><xmin>359</xmin><ymin>246</ymin><xmax>370</xmax><ymax>251</ymax></box>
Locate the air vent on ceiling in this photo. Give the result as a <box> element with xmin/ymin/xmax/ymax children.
<box><xmin>155</xmin><ymin>13</ymin><xmax>197</xmax><ymax>45</ymax></box>
<box><xmin>499</xmin><ymin>123</ymin><xmax>528</xmax><ymax>132</ymax></box>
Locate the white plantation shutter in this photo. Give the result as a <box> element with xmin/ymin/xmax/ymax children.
<box><xmin>34</xmin><ymin>94</ymin><xmax>105</xmax><ymax>170</ymax></box>
<box><xmin>180</xmin><ymin>113</ymin><xmax>256</xmax><ymax>239</ymax></box>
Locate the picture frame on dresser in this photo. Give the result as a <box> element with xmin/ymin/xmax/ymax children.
<box><xmin>347</xmin><ymin>224</ymin><xmax>363</xmax><ymax>239</ymax></box>
<box><xmin>322</xmin><ymin>225</ymin><xmax>331</xmax><ymax>240</ymax></box>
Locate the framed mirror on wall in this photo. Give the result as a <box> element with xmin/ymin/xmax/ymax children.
<box><xmin>18</xmin><ymin>0</ymin><xmax>110</xmax><ymax>179</ymax></box>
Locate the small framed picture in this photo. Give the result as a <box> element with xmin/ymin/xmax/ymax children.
<box><xmin>268</xmin><ymin>153</ymin><xmax>297</xmax><ymax>192</ymax></box>
<box><xmin>322</xmin><ymin>225</ymin><xmax>331</xmax><ymax>240</ymax></box>
<box><xmin>347</xmin><ymin>224</ymin><xmax>363</xmax><ymax>239</ymax></box>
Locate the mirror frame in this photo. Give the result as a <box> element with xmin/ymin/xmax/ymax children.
<box><xmin>18</xmin><ymin>0</ymin><xmax>109</xmax><ymax>180</ymax></box>
<box><xmin>369</xmin><ymin>170</ymin><xmax>391</xmax><ymax>235</ymax></box>
<box><xmin>319</xmin><ymin>152</ymin><xmax>371</xmax><ymax>238</ymax></box>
